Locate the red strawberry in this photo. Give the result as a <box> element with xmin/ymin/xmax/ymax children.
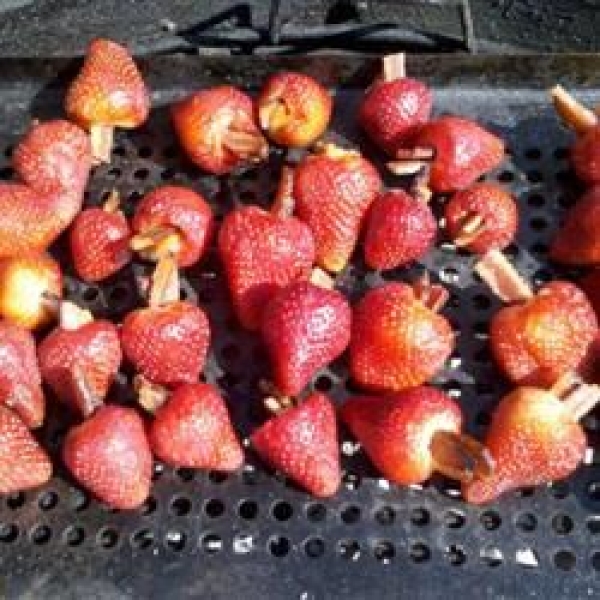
<box><xmin>464</xmin><ymin>384</ymin><xmax>597</xmax><ymax>504</ymax></box>
<box><xmin>63</xmin><ymin>404</ymin><xmax>152</xmax><ymax>509</ymax></box>
<box><xmin>70</xmin><ymin>191</ymin><xmax>132</xmax><ymax>282</ymax></box>
<box><xmin>38</xmin><ymin>302</ymin><xmax>122</xmax><ymax>417</ymax></box>
<box><xmin>0</xmin><ymin>322</ymin><xmax>45</xmax><ymax>429</ymax></box>
<box><xmin>130</xmin><ymin>185</ymin><xmax>213</xmax><ymax>268</ymax></box>
<box><xmin>257</xmin><ymin>71</ymin><xmax>332</xmax><ymax>148</ymax></box>
<box><xmin>293</xmin><ymin>143</ymin><xmax>381</xmax><ymax>273</ymax></box>
<box><xmin>171</xmin><ymin>86</ymin><xmax>268</xmax><ymax>175</ymax></box>
<box><xmin>341</xmin><ymin>387</ymin><xmax>491</xmax><ymax>486</ymax></box>
<box><xmin>139</xmin><ymin>379</ymin><xmax>243</xmax><ymax>470</ymax></box>
<box><xmin>218</xmin><ymin>169</ymin><xmax>316</xmax><ymax>330</ymax></box>
<box><xmin>490</xmin><ymin>281</ymin><xmax>598</xmax><ymax>387</ymax></box>
<box><xmin>572</xmin><ymin>128</ymin><xmax>600</xmax><ymax>184</ymax></box>
<box><xmin>65</xmin><ymin>39</ymin><xmax>150</xmax><ymax>163</ymax></box>
<box><xmin>261</xmin><ymin>271</ymin><xmax>351</xmax><ymax>396</ymax></box>
<box><xmin>0</xmin><ymin>253</ymin><xmax>62</xmax><ymax>330</ymax></box>
<box><xmin>358</xmin><ymin>53</ymin><xmax>432</xmax><ymax>155</ymax></box>
<box><xmin>550</xmin><ymin>187</ymin><xmax>600</xmax><ymax>266</ymax></box>
<box><xmin>121</xmin><ymin>257</ymin><xmax>210</xmax><ymax>385</ymax></box>
<box><xmin>251</xmin><ymin>393</ymin><xmax>340</xmax><ymax>497</ymax></box>
<box><xmin>0</xmin><ymin>405</ymin><xmax>52</xmax><ymax>494</ymax></box>
<box><xmin>363</xmin><ymin>189</ymin><xmax>436</xmax><ymax>270</ymax></box>
<box><xmin>391</xmin><ymin>116</ymin><xmax>504</xmax><ymax>193</ymax></box>
<box><xmin>445</xmin><ymin>183</ymin><xmax>518</xmax><ymax>255</ymax></box>
<box><xmin>350</xmin><ymin>279</ymin><xmax>454</xmax><ymax>392</ymax></box>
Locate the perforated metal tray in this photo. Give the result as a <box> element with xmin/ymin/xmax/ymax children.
<box><xmin>0</xmin><ymin>54</ymin><xmax>600</xmax><ymax>599</ymax></box>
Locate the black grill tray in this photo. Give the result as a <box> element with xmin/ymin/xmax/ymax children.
<box><xmin>1</xmin><ymin>54</ymin><xmax>600</xmax><ymax>599</ymax></box>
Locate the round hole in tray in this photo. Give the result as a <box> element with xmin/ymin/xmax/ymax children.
<box><xmin>341</xmin><ymin>505</ymin><xmax>361</xmax><ymax>525</ymax></box>
<box><xmin>0</xmin><ymin>523</ymin><xmax>18</xmax><ymax>543</ymax></box>
<box><xmin>306</xmin><ymin>503</ymin><xmax>327</xmax><ymax>522</ymax></box>
<box><xmin>552</xmin><ymin>513</ymin><xmax>574</xmax><ymax>535</ymax></box>
<box><xmin>524</xmin><ymin>148</ymin><xmax>542</xmax><ymax>160</ymax></box>
<box><xmin>515</xmin><ymin>512</ymin><xmax>537</xmax><ymax>532</ymax></box>
<box><xmin>238</xmin><ymin>499</ymin><xmax>258</xmax><ymax>520</ymax></box>
<box><xmin>374</xmin><ymin>506</ymin><xmax>395</xmax><ymax>526</ymax></box>
<box><xmin>498</xmin><ymin>170</ymin><xmax>514</xmax><ymax>183</ymax></box>
<box><xmin>134</xmin><ymin>168</ymin><xmax>150</xmax><ymax>181</ymax></box>
<box><xmin>242</xmin><ymin>465</ymin><xmax>259</xmax><ymax>486</ymax></box>
<box><xmin>131</xmin><ymin>529</ymin><xmax>153</xmax><ymax>550</ymax></box>
<box><xmin>549</xmin><ymin>481</ymin><xmax>570</xmax><ymax>499</ymax></box>
<box><xmin>587</xmin><ymin>481</ymin><xmax>600</xmax><ymax>501</ymax></box>
<box><xmin>6</xmin><ymin>492</ymin><xmax>25</xmax><ymax>510</ymax></box>
<box><xmin>527</xmin><ymin>193</ymin><xmax>545</xmax><ymax>208</ymax></box>
<box><xmin>342</xmin><ymin>472</ymin><xmax>361</xmax><ymax>491</ymax></box>
<box><xmin>554</xmin><ymin>549</ymin><xmax>576</xmax><ymax>571</ymax></box>
<box><xmin>268</xmin><ymin>535</ymin><xmax>290</xmax><ymax>558</ymax></box>
<box><xmin>271</xmin><ymin>501</ymin><xmax>293</xmax><ymax>522</ymax></box>
<box><xmin>82</xmin><ymin>286</ymin><xmax>100</xmax><ymax>304</ymax></box>
<box><xmin>338</xmin><ymin>539</ymin><xmax>361</xmax><ymax>561</ymax></box>
<box><xmin>587</xmin><ymin>516</ymin><xmax>600</xmax><ymax>534</ymax></box>
<box><xmin>161</xmin><ymin>167</ymin><xmax>176</xmax><ymax>181</ymax></box>
<box><xmin>446</xmin><ymin>545</ymin><xmax>467</xmax><ymax>566</ymax></box>
<box><xmin>201</xmin><ymin>533</ymin><xmax>223</xmax><ymax>555</ymax></box>
<box><xmin>410</xmin><ymin>542</ymin><xmax>431</xmax><ymax>563</ymax></box>
<box><xmin>140</xmin><ymin>496</ymin><xmax>157</xmax><ymax>515</ymax></box>
<box><xmin>97</xmin><ymin>527</ymin><xmax>119</xmax><ymax>549</ymax></box>
<box><xmin>526</xmin><ymin>170</ymin><xmax>543</xmax><ymax>183</ymax></box>
<box><xmin>208</xmin><ymin>470</ymin><xmax>227</xmax><ymax>484</ymax></box>
<box><xmin>472</xmin><ymin>294</ymin><xmax>491</xmax><ymax>310</ymax></box>
<box><xmin>138</xmin><ymin>146</ymin><xmax>152</xmax><ymax>159</ymax></box>
<box><xmin>176</xmin><ymin>467</ymin><xmax>195</xmax><ymax>482</ymax></box>
<box><xmin>314</xmin><ymin>374</ymin><xmax>333</xmax><ymax>392</ymax></box>
<box><xmin>108</xmin><ymin>284</ymin><xmax>131</xmax><ymax>309</ymax></box>
<box><xmin>373</xmin><ymin>540</ymin><xmax>395</xmax><ymax>564</ymax></box>
<box><xmin>62</xmin><ymin>526</ymin><xmax>84</xmax><ymax>547</ymax></box>
<box><xmin>70</xmin><ymin>489</ymin><xmax>90</xmax><ymax>512</ymax></box>
<box><xmin>411</xmin><ymin>507</ymin><xmax>430</xmax><ymax>526</ymax></box>
<box><xmin>304</xmin><ymin>537</ymin><xmax>325</xmax><ymax>558</ymax></box>
<box><xmin>170</xmin><ymin>496</ymin><xmax>192</xmax><ymax>516</ymax></box>
<box><xmin>30</xmin><ymin>524</ymin><xmax>51</xmax><ymax>545</ymax></box>
<box><xmin>480</xmin><ymin>510</ymin><xmax>501</xmax><ymax>531</ymax></box>
<box><xmin>165</xmin><ymin>530</ymin><xmax>186</xmax><ymax>552</ymax></box>
<box><xmin>0</xmin><ymin>166</ymin><xmax>14</xmax><ymax>180</ymax></box>
<box><xmin>205</xmin><ymin>498</ymin><xmax>225</xmax><ymax>518</ymax></box>
<box><xmin>592</xmin><ymin>551</ymin><xmax>600</xmax><ymax>571</ymax></box>
<box><xmin>38</xmin><ymin>491</ymin><xmax>58</xmax><ymax>511</ymax></box>
<box><xmin>555</xmin><ymin>170</ymin><xmax>573</xmax><ymax>184</ymax></box>
<box><xmin>554</xmin><ymin>147</ymin><xmax>569</xmax><ymax>160</ymax></box>
<box><xmin>444</xmin><ymin>510</ymin><xmax>466</xmax><ymax>529</ymax></box>
<box><xmin>558</xmin><ymin>195</ymin><xmax>576</xmax><ymax>209</ymax></box>
<box><xmin>529</xmin><ymin>216</ymin><xmax>548</xmax><ymax>231</ymax></box>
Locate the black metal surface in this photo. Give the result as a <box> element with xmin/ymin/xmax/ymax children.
<box><xmin>0</xmin><ymin>53</ymin><xmax>600</xmax><ymax>599</ymax></box>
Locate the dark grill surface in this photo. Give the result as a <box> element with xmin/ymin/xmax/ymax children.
<box><xmin>0</xmin><ymin>54</ymin><xmax>600</xmax><ymax>599</ymax></box>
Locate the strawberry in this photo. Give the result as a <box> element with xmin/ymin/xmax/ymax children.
<box><xmin>445</xmin><ymin>183</ymin><xmax>518</xmax><ymax>255</ymax></box>
<box><xmin>69</xmin><ymin>191</ymin><xmax>131</xmax><ymax>282</ymax></box>
<box><xmin>358</xmin><ymin>53</ymin><xmax>432</xmax><ymax>155</ymax></box>
<box><xmin>391</xmin><ymin>116</ymin><xmax>504</xmax><ymax>193</ymax></box>
<box><xmin>350</xmin><ymin>279</ymin><xmax>454</xmax><ymax>392</ymax></box>
<box><xmin>579</xmin><ymin>269</ymin><xmax>600</xmax><ymax>319</ymax></box>
<box><xmin>464</xmin><ymin>384</ymin><xmax>598</xmax><ymax>504</ymax></box>
<box><xmin>138</xmin><ymin>379</ymin><xmax>243</xmax><ymax>471</ymax></box>
<box><xmin>38</xmin><ymin>302</ymin><xmax>122</xmax><ymax>417</ymax></box>
<box><xmin>550</xmin><ymin>187</ymin><xmax>600</xmax><ymax>266</ymax></box>
<box><xmin>218</xmin><ymin>168</ymin><xmax>315</xmax><ymax>330</ymax></box>
<box><xmin>341</xmin><ymin>387</ymin><xmax>492</xmax><ymax>486</ymax></box>
<box><xmin>261</xmin><ymin>271</ymin><xmax>351</xmax><ymax>396</ymax></box>
<box><xmin>0</xmin><ymin>253</ymin><xmax>62</xmax><ymax>330</ymax></box>
<box><xmin>171</xmin><ymin>86</ymin><xmax>268</xmax><ymax>175</ymax></box>
<box><xmin>490</xmin><ymin>281</ymin><xmax>597</xmax><ymax>387</ymax></box>
<box><xmin>63</xmin><ymin>404</ymin><xmax>152</xmax><ymax>509</ymax></box>
<box><xmin>293</xmin><ymin>143</ymin><xmax>381</xmax><ymax>273</ymax></box>
<box><xmin>257</xmin><ymin>71</ymin><xmax>332</xmax><ymax>148</ymax></box>
<box><xmin>65</xmin><ymin>39</ymin><xmax>150</xmax><ymax>163</ymax></box>
<box><xmin>0</xmin><ymin>322</ymin><xmax>45</xmax><ymax>429</ymax></box>
<box><xmin>130</xmin><ymin>185</ymin><xmax>214</xmax><ymax>268</ymax></box>
<box><xmin>121</xmin><ymin>257</ymin><xmax>210</xmax><ymax>386</ymax></box>
<box><xmin>0</xmin><ymin>405</ymin><xmax>52</xmax><ymax>494</ymax></box>
<box><xmin>251</xmin><ymin>393</ymin><xmax>340</xmax><ymax>497</ymax></box>
<box><xmin>572</xmin><ymin>128</ymin><xmax>600</xmax><ymax>184</ymax></box>
<box><xmin>363</xmin><ymin>189</ymin><xmax>436</xmax><ymax>270</ymax></box>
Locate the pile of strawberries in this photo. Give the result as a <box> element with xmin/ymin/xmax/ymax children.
<box><xmin>2</xmin><ymin>41</ymin><xmax>600</xmax><ymax>510</ymax></box>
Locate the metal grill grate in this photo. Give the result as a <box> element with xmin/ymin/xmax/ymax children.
<box><xmin>0</xmin><ymin>55</ymin><xmax>599</xmax><ymax>599</ymax></box>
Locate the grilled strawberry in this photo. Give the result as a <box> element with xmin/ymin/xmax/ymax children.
<box><xmin>121</xmin><ymin>256</ymin><xmax>210</xmax><ymax>386</ymax></box>
<box><xmin>218</xmin><ymin>168</ymin><xmax>315</xmax><ymax>330</ymax></box>
<box><xmin>261</xmin><ymin>270</ymin><xmax>351</xmax><ymax>396</ymax></box>
<box><xmin>0</xmin><ymin>405</ymin><xmax>52</xmax><ymax>494</ymax></box>
<box><xmin>0</xmin><ymin>253</ymin><xmax>62</xmax><ymax>330</ymax></box>
<box><xmin>63</xmin><ymin>404</ymin><xmax>152</xmax><ymax>509</ymax></box>
<box><xmin>251</xmin><ymin>393</ymin><xmax>340</xmax><ymax>497</ymax></box>
<box><xmin>358</xmin><ymin>53</ymin><xmax>432</xmax><ymax>155</ymax></box>
<box><xmin>171</xmin><ymin>86</ymin><xmax>268</xmax><ymax>175</ymax></box>
<box><xmin>363</xmin><ymin>189</ymin><xmax>436</xmax><ymax>270</ymax></box>
<box><xmin>137</xmin><ymin>379</ymin><xmax>243</xmax><ymax>471</ymax></box>
<box><xmin>350</xmin><ymin>279</ymin><xmax>454</xmax><ymax>392</ymax></box>
<box><xmin>445</xmin><ymin>183</ymin><xmax>518</xmax><ymax>255</ymax></box>
<box><xmin>257</xmin><ymin>71</ymin><xmax>332</xmax><ymax>148</ymax></box>
<box><xmin>489</xmin><ymin>281</ymin><xmax>597</xmax><ymax>387</ymax></box>
<box><xmin>294</xmin><ymin>143</ymin><xmax>381</xmax><ymax>273</ymax></box>
<box><xmin>550</xmin><ymin>187</ymin><xmax>600</xmax><ymax>266</ymax></box>
<box><xmin>70</xmin><ymin>191</ymin><xmax>131</xmax><ymax>282</ymax></box>
<box><xmin>0</xmin><ymin>322</ymin><xmax>45</xmax><ymax>429</ymax></box>
<box><xmin>390</xmin><ymin>116</ymin><xmax>504</xmax><ymax>193</ymax></box>
<box><xmin>65</xmin><ymin>39</ymin><xmax>150</xmax><ymax>163</ymax></box>
<box><xmin>130</xmin><ymin>185</ymin><xmax>213</xmax><ymax>268</ymax></box>
<box><xmin>38</xmin><ymin>302</ymin><xmax>122</xmax><ymax>417</ymax></box>
<box><xmin>341</xmin><ymin>387</ymin><xmax>492</xmax><ymax>486</ymax></box>
<box><xmin>464</xmin><ymin>384</ymin><xmax>598</xmax><ymax>504</ymax></box>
